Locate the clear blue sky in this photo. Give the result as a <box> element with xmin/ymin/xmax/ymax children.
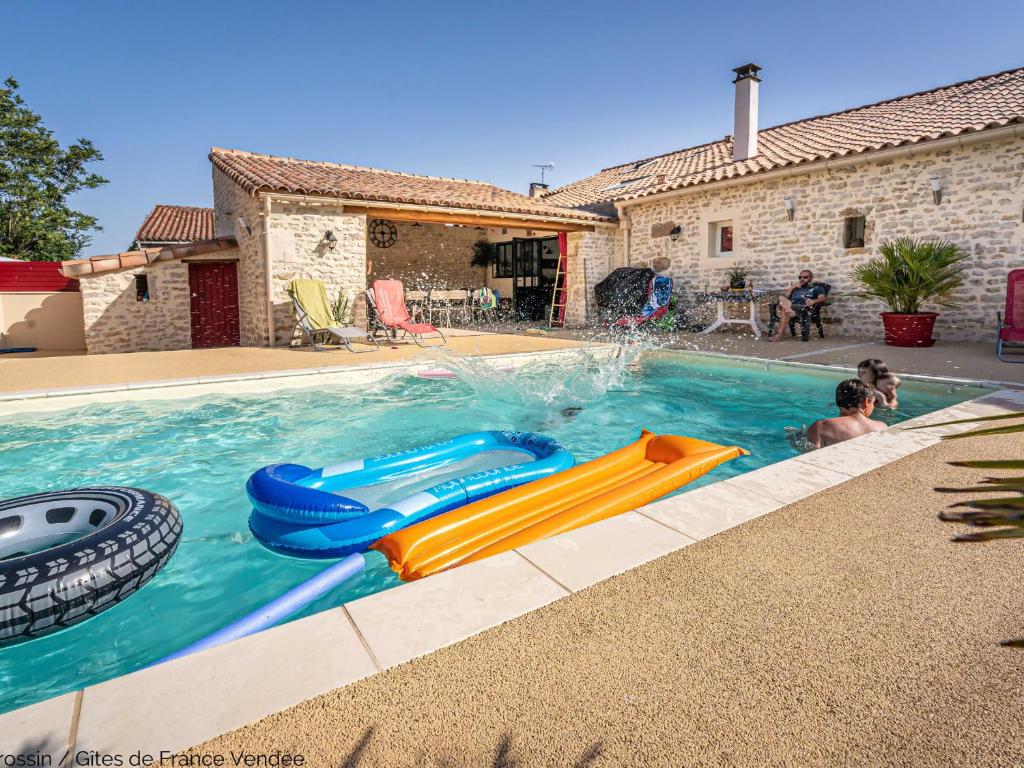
<box><xmin>3</xmin><ymin>0</ymin><xmax>1023</xmax><ymax>256</ymax></box>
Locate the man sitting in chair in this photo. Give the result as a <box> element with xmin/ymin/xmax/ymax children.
<box><xmin>767</xmin><ymin>269</ymin><xmax>828</xmax><ymax>342</ymax></box>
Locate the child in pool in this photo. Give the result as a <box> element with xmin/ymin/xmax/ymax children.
<box><xmin>874</xmin><ymin>371</ymin><xmax>901</xmax><ymax>409</ymax></box>
<box><xmin>857</xmin><ymin>359</ymin><xmax>900</xmax><ymax>409</ymax></box>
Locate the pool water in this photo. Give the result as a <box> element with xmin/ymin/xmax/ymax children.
<box><xmin>0</xmin><ymin>348</ymin><xmax>986</xmax><ymax>712</ymax></box>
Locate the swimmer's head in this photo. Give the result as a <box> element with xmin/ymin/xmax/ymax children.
<box><xmin>836</xmin><ymin>379</ymin><xmax>875</xmax><ymax>414</ymax></box>
<box><xmin>876</xmin><ymin>372</ymin><xmax>901</xmax><ymax>402</ymax></box>
<box><xmin>857</xmin><ymin>358</ymin><xmax>889</xmax><ymax>386</ymax></box>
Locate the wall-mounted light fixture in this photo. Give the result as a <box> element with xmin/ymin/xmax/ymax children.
<box><xmin>931</xmin><ymin>176</ymin><xmax>943</xmax><ymax>205</ymax></box>
<box><xmin>783</xmin><ymin>196</ymin><xmax>795</xmax><ymax>221</ymax></box>
<box><xmin>236</xmin><ymin>216</ymin><xmax>252</xmax><ymax>237</ymax></box>
<box><xmin>669</xmin><ymin>225</ymin><xmax>682</xmax><ymax>242</ymax></box>
<box><xmin>323</xmin><ymin>230</ymin><xmax>337</xmax><ymax>251</ymax></box>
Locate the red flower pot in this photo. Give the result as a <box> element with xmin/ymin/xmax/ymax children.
<box><xmin>881</xmin><ymin>312</ymin><xmax>938</xmax><ymax>347</ymax></box>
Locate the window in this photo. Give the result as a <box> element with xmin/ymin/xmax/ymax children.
<box><xmin>492</xmin><ymin>242</ymin><xmax>513</xmax><ymax>278</ymax></box>
<box><xmin>599</xmin><ymin>175</ymin><xmax>652</xmax><ymax>193</ymax></box>
<box><xmin>135</xmin><ymin>274</ymin><xmax>150</xmax><ymax>302</ymax></box>
<box><xmin>714</xmin><ymin>221</ymin><xmax>734</xmax><ymax>257</ymax></box>
<box><xmin>844</xmin><ymin>216</ymin><xmax>866</xmax><ymax>249</ymax></box>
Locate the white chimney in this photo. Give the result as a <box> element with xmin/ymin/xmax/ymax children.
<box><xmin>529</xmin><ymin>182</ymin><xmax>549</xmax><ymax>198</ymax></box>
<box><xmin>732</xmin><ymin>63</ymin><xmax>761</xmax><ymax>162</ymax></box>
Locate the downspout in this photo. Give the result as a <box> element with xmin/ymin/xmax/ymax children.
<box><xmin>260</xmin><ymin>194</ymin><xmax>275</xmax><ymax>347</ymax></box>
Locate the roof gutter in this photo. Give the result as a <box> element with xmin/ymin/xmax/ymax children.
<box><xmin>255</xmin><ymin>190</ymin><xmax>617</xmax><ymax>229</ymax></box>
<box><xmin>614</xmin><ymin>123</ymin><xmax>1024</xmax><ymax>214</ymax></box>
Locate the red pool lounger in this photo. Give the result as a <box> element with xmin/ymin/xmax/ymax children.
<box><xmin>370</xmin><ymin>279</ymin><xmax>446</xmax><ymax>346</ymax></box>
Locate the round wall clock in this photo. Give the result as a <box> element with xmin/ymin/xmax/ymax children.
<box><xmin>369</xmin><ymin>219</ymin><xmax>398</xmax><ymax>248</ymax></box>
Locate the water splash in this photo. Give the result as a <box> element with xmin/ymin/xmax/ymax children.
<box><xmin>413</xmin><ymin>338</ymin><xmax>656</xmax><ymax>413</ymax></box>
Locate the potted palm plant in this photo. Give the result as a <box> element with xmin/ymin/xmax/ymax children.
<box><xmin>853</xmin><ymin>237</ymin><xmax>968</xmax><ymax>347</ymax></box>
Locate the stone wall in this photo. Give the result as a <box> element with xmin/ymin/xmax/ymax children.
<box><xmin>620</xmin><ymin>135</ymin><xmax>1024</xmax><ymax>341</ymax></box>
<box><xmin>213</xmin><ymin>167</ymin><xmax>265</xmax><ymax>346</ymax></box>
<box><xmin>564</xmin><ymin>230</ymin><xmax>617</xmax><ymax>327</ymax></box>
<box><xmin>80</xmin><ymin>261</ymin><xmax>191</xmax><ymax>354</ymax></box>
<box><xmin>79</xmin><ymin>249</ymin><xmax>241</xmax><ymax>354</ymax></box>
<box><xmin>368</xmin><ymin>220</ymin><xmax>483</xmax><ymax>290</ymax></box>
<box><xmin>267</xmin><ymin>201</ymin><xmax>367</xmax><ymax>346</ymax></box>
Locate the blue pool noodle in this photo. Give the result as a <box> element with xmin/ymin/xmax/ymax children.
<box><xmin>154</xmin><ymin>553</ymin><xmax>367</xmax><ymax>665</ymax></box>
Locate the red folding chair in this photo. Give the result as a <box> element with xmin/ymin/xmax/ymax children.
<box><xmin>996</xmin><ymin>269</ymin><xmax>1024</xmax><ymax>362</ymax></box>
<box><xmin>370</xmin><ymin>280</ymin><xmax>446</xmax><ymax>347</ymax></box>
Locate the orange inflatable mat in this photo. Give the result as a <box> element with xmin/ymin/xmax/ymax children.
<box><xmin>372</xmin><ymin>430</ymin><xmax>748</xmax><ymax>581</ymax></box>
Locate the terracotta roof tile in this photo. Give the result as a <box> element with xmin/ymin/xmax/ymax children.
<box><xmin>134</xmin><ymin>205</ymin><xmax>214</xmax><ymax>245</ymax></box>
<box><xmin>208</xmin><ymin>148</ymin><xmax>612</xmax><ymax>223</ymax></box>
<box><xmin>543</xmin><ymin>66</ymin><xmax>1024</xmax><ymax>209</ymax></box>
<box><xmin>62</xmin><ymin>237</ymin><xmax>237</xmax><ymax>277</ymax></box>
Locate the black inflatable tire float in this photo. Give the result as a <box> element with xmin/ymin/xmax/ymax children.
<box><xmin>0</xmin><ymin>487</ymin><xmax>182</xmax><ymax>646</ymax></box>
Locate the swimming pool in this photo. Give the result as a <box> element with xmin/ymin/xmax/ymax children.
<box><xmin>0</xmin><ymin>348</ymin><xmax>987</xmax><ymax>712</ymax></box>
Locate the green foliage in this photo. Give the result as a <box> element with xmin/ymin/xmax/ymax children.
<box><xmin>0</xmin><ymin>76</ymin><xmax>108</xmax><ymax>261</ymax></box>
<box><xmin>725</xmin><ymin>264</ymin><xmax>749</xmax><ymax>288</ymax></box>
<box><xmin>914</xmin><ymin>409</ymin><xmax>1024</xmax><ymax>646</ymax></box>
<box><xmin>331</xmin><ymin>290</ymin><xmax>351</xmax><ymax>324</ymax></box>
<box><xmin>471</xmin><ymin>239</ymin><xmax>495</xmax><ymax>269</ymax></box>
<box><xmin>852</xmin><ymin>237</ymin><xmax>968</xmax><ymax>314</ymax></box>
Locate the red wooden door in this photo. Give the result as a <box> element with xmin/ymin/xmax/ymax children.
<box><xmin>188</xmin><ymin>262</ymin><xmax>240</xmax><ymax>348</ymax></box>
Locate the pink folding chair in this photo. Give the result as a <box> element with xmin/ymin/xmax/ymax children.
<box><xmin>369</xmin><ymin>280</ymin><xmax>446</xmax><ymax>347</ymax></box>
<box><xmin>996</xmin><ymin>269</ymin><xmax>1024</xmax><ymax>362</ymax></box>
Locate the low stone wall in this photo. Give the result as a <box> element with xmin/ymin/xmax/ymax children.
<box><xmin>80</xmin><ymin>261</ymin><xmax>192</xmax><ymax>354</ymax></box>
<box><xmin>79</xmin><ymin>249</ymin><xmax>240</xmax><ymax>354</ymax></box>
<box><xmin>620</xmin><ymin>135</ymin><xmax>1024</xmax><ymax>342</ymax></box>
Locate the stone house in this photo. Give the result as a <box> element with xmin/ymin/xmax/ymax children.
<box><xmin>542</xmin><ymin>64</ymin><xmax>1024</xmax><ymax>341</ymax></box>
<box><xmin>62</xmin><ymin>64</ymin><xmax>1024</xmax><ymax>352</ymax></box>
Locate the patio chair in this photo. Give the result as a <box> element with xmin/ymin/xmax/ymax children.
<box><xmin>288</xmin><ymin>279</ymin><xmax>378</xmax><ymax>353</ymax></box>
<box><xmin>405</xmin><ymin>290</ymin><xmax>428</xmax><ymax>324</ymax></box>
<box><xmin>369</xmin><ymin>280</ymin><xmax>447</xmax><ymax>346</ymax></box>
<box><xmin>469</xmin><ymin>287</ymin><xmax>499</xmax><ymax>324</ymax></box>
<box><xmin>996</xmin><ymin>269</ymin><xmax>1024</xmax><ymax>363</ymax></box>
<box><xmin>767</xmin><ymin>282</ymin><xmax>832</xmax><ymax>341</ymax></box>
<box><xmin>428</xmin><ymin>289</ymin><xmax>469</xmax><ymax>327</ymax></box>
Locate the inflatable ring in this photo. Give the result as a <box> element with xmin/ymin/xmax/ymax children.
<box><xmin>0</xmin><ymin>487</ymin><xmax>182</xmax><ymax>647</ymax></box>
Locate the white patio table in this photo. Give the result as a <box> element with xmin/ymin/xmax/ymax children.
<box><xmin>696</xmin><ymin>289</ymin><xmax>780</xmax><ymax>338</ymax></box>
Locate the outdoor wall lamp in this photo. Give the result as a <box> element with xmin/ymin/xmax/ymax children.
<box><xmin>236</xmin><ymin>216</ymin><xmax>252</xmax><ymax>236</ymax></box>
<box><xmin>930</xmin><ymin>176</ymin><xmax>943</xmax><ymax>205</ymax></box>
<box><xmin>783</xmin><ymin>196</ymin><xmax>795</xmax><ymax>221</ymax></box>
<box><xmin>323</xmin><ymin>230</ymin><xmax>338</xmax><ymax>251</ymax></box>
<box><xmin>669</xmin><ymin>225</ymin><xmax>682</xmax><ymax>241</ymax></box>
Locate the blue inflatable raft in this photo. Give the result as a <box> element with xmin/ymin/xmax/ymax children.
<box><xmin>248</xmin><ymin>431</ymin><xmax>573</xmax><ymax>558</ymax></box>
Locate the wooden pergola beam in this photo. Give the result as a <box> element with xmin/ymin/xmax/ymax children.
<box><xmin>357</xmin><ymin>206</ymin><xmax>595</xmax><ymax>232</ymax></box>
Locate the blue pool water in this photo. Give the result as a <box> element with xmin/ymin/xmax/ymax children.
<box><xmin>0</xmin><ymin>348</ymin><xmax>986</xmax><ymax>712</ymax></box>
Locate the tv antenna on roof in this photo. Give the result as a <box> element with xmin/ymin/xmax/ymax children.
<box><xmin>532</xmin><ymin>162</ymin><xmax>555</xmax><ymax>184</ymax></box>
